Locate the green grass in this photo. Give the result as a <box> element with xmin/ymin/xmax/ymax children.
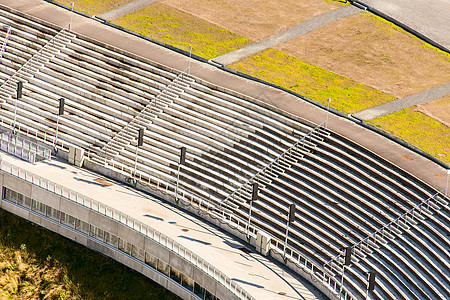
<box><xmin>0</xmin><ymin>209</ymin><xmax>178</xmax><ymax>299</ymax></box>
<box><xmin>113</xmin><ymin>3</ymin><xmax>250</xmax><ymax>59</ymax></box>
<box><xmin>230</xmin><ymin>48</ymin><xmax>395</xmax><ymax>113</ymax></box>
<box><xmin>369</xmin><ymin>108</ymin><xmax>450</xmax><ymax>165</ymax></box>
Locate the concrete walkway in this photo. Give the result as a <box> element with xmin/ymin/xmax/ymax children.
<box><xmin>1</xmin><ymin>153</ymin><xmax>326</xmax><ymax>300</ymax></box>
<box><xmin>354</xmin><ymin>82</ymin><xmax>450</xmax><ymax>120</ymax></box>
<box><xmin>96</xmin><ymin>0</ymin><xmax>157</xmax><ymax>20</ymax></box>
<box><xmin>213</xmin><ymin>5</ymin><xmax>360</xmax><ymax>66</ymax></box>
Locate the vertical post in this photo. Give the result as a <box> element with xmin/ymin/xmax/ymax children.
<box><xmin>326</xmin><ymin>98</ymin><xmax>331</xmax><ymax>127</ymax></box>
<box><xmin>69</xmin><ymin>2</ymin><xmax>75</xmax><ymax>32</ymax></box>
<box><xmin>13</xmin><ymin>81</ymin><xmax>22</xmax><ymax>134</ymax></box>
<box><xmin>366</xmin><ymin>271</ymin><xmax>376</xmax><ymax>299</ymax></box>
<box><xmin>446</xmin><ymin>169</ymin><xmax>450</xmax><ymax>197</ymax></box>
<box><xmin>54</xmin><ymin>98</ymin><xmax>64</xmax><ymax>149</ymax></box>
<box><xmin>340</xmin><ymin>246</ymin><xmax>351</xmax><ymax>298</ymax></box>
<box><xmin>175</xmin><ymin>146</ymin><xmax>186</xmax><ymax>203</ymax></box>
<box><xmin>133</xmin><ymin>128</ymin><xmax>144</xmax><ymax>183</ymax></box>
<box><xmin>188</xmin><ymin>45</ymin><xmax>192</xmax><ymax>74</ymax></box>
<box><xmin>246</xmin><ymin>182</ymin><xmax>258</xmax><ymax>237</ymax></box>
<box><xmin>284</xmin><ymin>203</ymin><xmax>296</xmax><ymax>259</ymax></box>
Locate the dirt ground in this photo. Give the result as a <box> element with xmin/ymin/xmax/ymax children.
<box><xmin>160</xmin><ymin>0</ymin><xmax>344</xmax><ymax>42</ymax></box>
<box><xmin>276</xmin><ymin>13</ymin><xmax>450</xmax><ymax>99</ymax></box>
<box><xmin>416</xmin><ymin>95</ymin><xmax>450</xmax><ymax>127</ymax></box>
<box><xmin>57</xmin><ymin>0</ymin><xmax>133</xmax><ymax>15</ymax></box>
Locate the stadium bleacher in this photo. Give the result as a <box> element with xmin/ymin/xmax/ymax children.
<box><xmin>0</xmin><ymin>6</ymin><xmax>448</xmax><ymax>300</ymax></box>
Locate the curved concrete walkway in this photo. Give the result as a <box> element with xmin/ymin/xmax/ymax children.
<box><xmin>1</xmin><ymin>152</ymin><xmax>326</xmax><ymax>300</ymax></box>
<box><xmin>354</xmin><ymin>82</ymin><xmax>450</xmax><ymax>120</ymax></box>
<box><xmin>212</xmin><ymin>5</ymin><xmax>361</xmax><ymax>66</ymax></box>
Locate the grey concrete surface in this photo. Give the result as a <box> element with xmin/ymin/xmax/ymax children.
<box><xmin>96</xmin><ymin>0</ymin><xmax>157</xmax><ymax>20</ymax></box>
<box><xmin>354</xmin><ymin>82</ymin><xmax>450</xmax><ymax>120</ymax></box>
<box><xmin>213</xmin><ymin>5</ymin><xmax>361</xmax><ymax>65</ymax></box>
<box><xmin>360</xmin><ymin>0</ymin><xmax>450</xmax><ymax>50</ymax></box>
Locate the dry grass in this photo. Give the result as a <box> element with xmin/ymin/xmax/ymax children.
<box><xmin>369</xmin><ymin>108</ymin><xmax>450</xmax><ymax>165</ymax></box>
<box><xmin>0</xmin><ymin>210</ymin><xmax>178</xmax><ymax>300</ymax></box>
<box><xmin>416</xmin><ymin>95</ymin><xmax>450</xmax><ymax>127</ymax></box>
<box><xmin>112</xmin><ymin>2</ymin><xmax>250</xmax><ymax>59</ymax></box>
<box><xmin>277</xmin><ymin>12</ymin><xmax>450</xmax><ymax>98</ymax></box>
<box><xmin>230</xmin><ymin>48</ymin><xmax>394</xmax><ymax>113</ymax></box>
<box><xmin>161</xmin><ymin>0</ymin><xmax>346</xmax><ymax>41</ymax></box>
<box><xmin>56</xmin><ymin>0</ymin><xmax>134</xmax><ymax>15</ymax></box>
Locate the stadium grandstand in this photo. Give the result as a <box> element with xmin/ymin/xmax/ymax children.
<box><xmin>0</xmin><ymin>1</ymin><xmax>448</xmax><ymax>300</ymax></box>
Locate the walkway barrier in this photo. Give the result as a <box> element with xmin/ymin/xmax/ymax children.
<box><xmin>87</xmin><ymin>144</ymin><xmax>357</xmax><ymax>300</ymax></box>
<box><xmin>0</xmin><ymin>131</ymin><xmax>51</xmax><ymax>164</ymax></box>
<box><xmin>0</xmin><ymin>158</ymin><xmax>255</xmax><ymax>300</ymax></box>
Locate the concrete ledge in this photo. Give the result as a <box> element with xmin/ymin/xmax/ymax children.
<box><xmin>0</xmin><ymin>172</ymin><xmax>243</xmax><ymax>300</ymax></box>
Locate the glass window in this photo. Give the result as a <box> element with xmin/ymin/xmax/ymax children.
<box><xmin>170</xmin><ymin>266</ymin><xmax>182</xmax><ymax>284</ymax></box>
<box><xmin>194</xmin><ymin>282</ymin><xmax>206</xmax><ymax>299</ymax></box>
<box><xmin>145</xmin><ymin>252</ymin><xmax>157</xmax><ymax>269</ymax></box>
<box><xmin>205</xmin><ymin>290</ymin><xmax>217</xmax><ymax>300</ymax></box>
<box><xmin>181</xmin><ymin>274</ymin><xmax>194</xmax><ymax>292</ymax></box>
<box><xmin>157</xmin><ymin>260</ymin><xmax>170</xmax><ymax>277</ymax></box>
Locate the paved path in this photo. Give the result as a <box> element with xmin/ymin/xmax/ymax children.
<box><xmin>96</xmin><ymin>0</ymin><xmax>157</xmax><ymax>20</ymax></box>
<box><xmin>213</xmin><ymin>5</ymin><xmax>360</xmax><ymax>66</ymax></box>
<box><xmin>360</xmin><ymin>0</ymin><xmax>450</xmax><ymax>50</ymax></box>
<box><xmin>2</xmin><ymin>153</ymin><xmax>325</xmax><ymax>300</ymax></box>
<box><xmin>354</xmin><ymin>82</ymin><xmax>450</xmax><ymax>120</ymax></box>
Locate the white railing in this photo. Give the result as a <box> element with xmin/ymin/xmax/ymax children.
<box><xmin>0</xmin><ymin>131</ymin><xmax>51</xmax><ymax>164</ymax></box>
<box><xmin>101</xmin><ymin>66</ymin><xmax>191</xmax><ymax>156</ymax></box>
<box><xmin>0</xmin><ymin>25</ymin><xmax>11</xmax><ymax>62</ymax></box>
<box><xmin>0</xmin><ymin>115</ymin><xmax>66</xmax><ymax>151</ymax></box>
<box><xmin>324</xmin><ymin>190</ymin><xmax>449</xmax><ymax>269</ymax></box>
<box><xmin>222</xmin><ymin>121</ymin><xmax>327</xmax><ymax>206</ymax></box>
<box><xmin>0</xmin><ymin>24</ymin><xmax>73</xmax><ymax>100</ymax></box>
<box><xmin>0</xmin><ymin>158</ymin><xmax>255</xmax><ymax>300</ymax></box>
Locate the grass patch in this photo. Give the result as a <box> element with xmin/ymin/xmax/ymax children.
<box><xmin>56</xmin><ymin>0</ymin><xmax>134</xmax><ymax>15</ymax></box>
<box><xmin>277</xmin><ymin>12</ymin><xmax>450</xmax><ymax>98</ymax></box>
<box><xmin>0</xmin><ymin>209</ymin><xmax>178</xmax><ymax>299</ymax></box>
<box><xmin>230</xmin><ymin>48</ymin><xmax>395</xmax><ymax>113</ymax></box>
<box><xmin>112</xmin><ymin>3</ymin><xmax>250</xmax><ymax>59</ymax></box>
<box><xmin>369</xmin><ymin>108</ymin><xmax>450</xmax><ymax>165</ymax></box>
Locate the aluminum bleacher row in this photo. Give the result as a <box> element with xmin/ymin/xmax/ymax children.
<box><xmin>0</xmin><ymin>7</ymin><xmax>448</xmax><ymax>300</ymax></box>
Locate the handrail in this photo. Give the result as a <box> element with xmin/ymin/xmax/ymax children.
<box><xmin>0</xmin><ymin>131</ymin><xmax>51</xmax><ymax>163</ymax></box>
<box><xmin>0</xmin><ymin>25</ymin><xmax>11</xmax><ymax>61</ymax></box>
<box><xmin>222</xmin><ymin>120</ymin><xmax>326</xmax><ymax>205</ymax></box>
<box><xmin>0</xmin><ymin>24</ymin><xmax>72</xmax><ymax>93</ymax></box>
<box><xmin>101</xmin><ymin>66</ymin><xmax>191</xmax><ymax>154</ymax></box>
<box><xmin>0</xmin><ymin>158</ymin><xmax>255</xmax><ymax>300</ymax></box>
<box><xmin>324</xmin><ymin>190</ymin><xmax>448</xmax><ymax>268</ymax></box>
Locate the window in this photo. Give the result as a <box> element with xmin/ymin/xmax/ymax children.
<box><xmin>194</xmin><ymin>282</ymin><xmax>206</xmax><ymax>299</ymax></box>
<box><xmin>170</xmin><ymin>266</ymin><xmax>182</xmax><ymax>284</ymax></box>
<box><xmin>181</xmin><ymin>274</ymin><xmax>194</xmax><ymax>292</ymax></box>
<box><xmin>145</xmin><ymin>252</ymin><xmax>157</xmax><ymax>269</ymax></box>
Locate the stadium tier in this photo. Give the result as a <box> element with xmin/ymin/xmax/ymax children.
<box><xmin>0</xmin><ymin>6</ymin><xmax>448</xmax><ymax>300</ymax></box>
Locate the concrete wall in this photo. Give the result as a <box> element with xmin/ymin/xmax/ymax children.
<box><xmin>0</xmin><ymin>171</ymin><xmax>240</xmax><ymax>300</ymax></box>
